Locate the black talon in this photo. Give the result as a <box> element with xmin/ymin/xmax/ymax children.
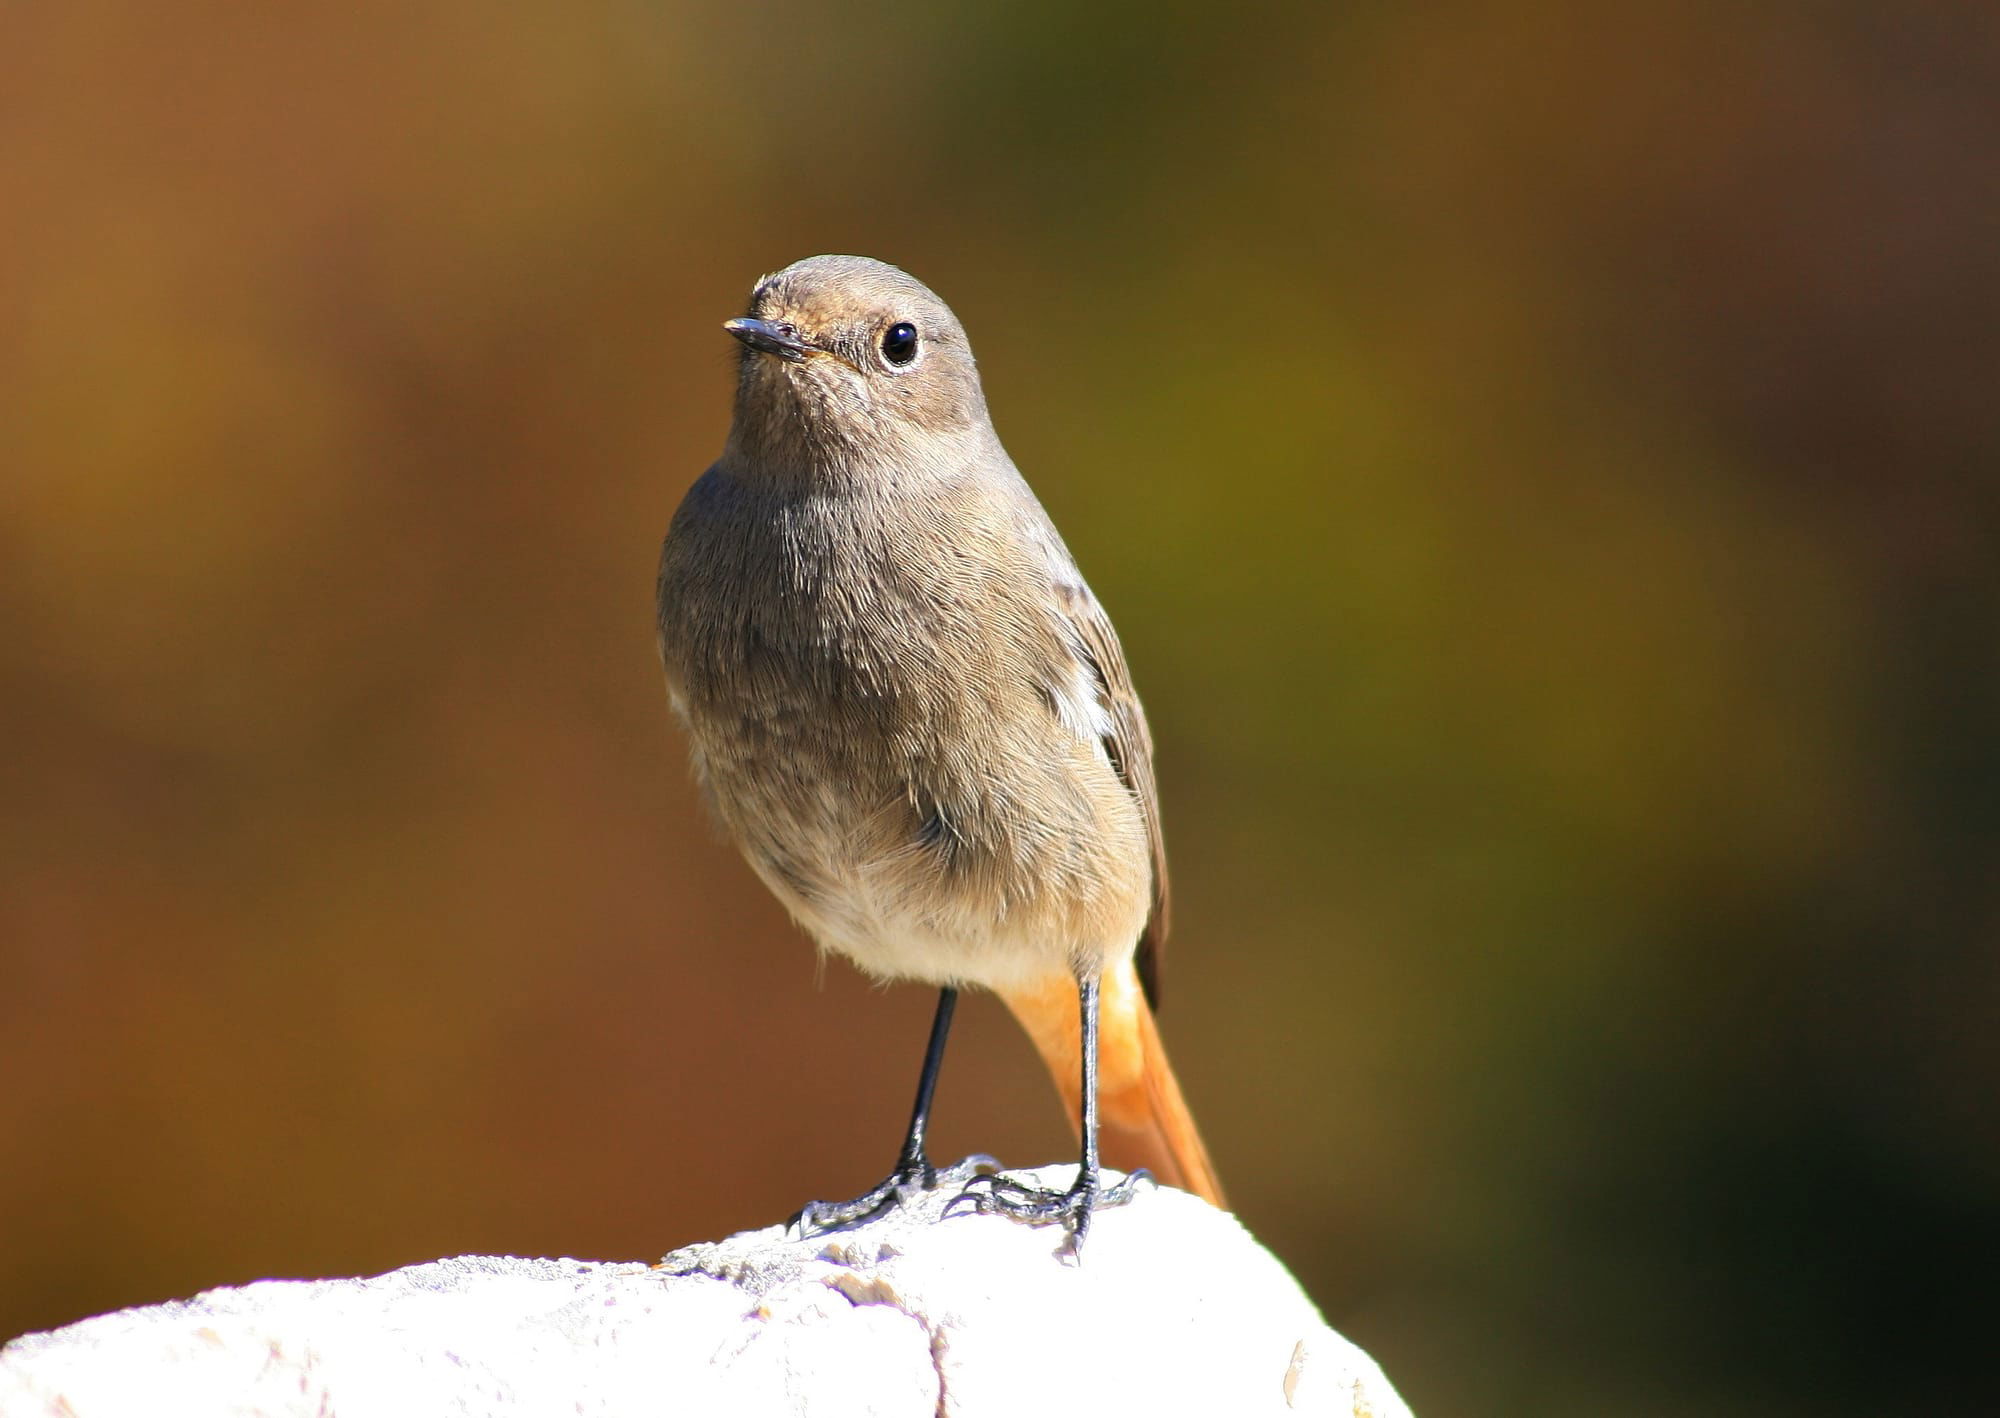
<box><xmin>792</xmin><ymin>973</ymin><xmax>1154</xmax><ymax>1250</ymax></box>
<box><xmin>794</xmin><ymin>1152</ymin><xmax>999</xmax><ymax>1234</ymax></box>
<box><xmin>953</xmin><ymin>974</ymin><xmax>1149</xmax><ymax>1250</ymax></box>
<box><xmin>958</xmin><ymin>1166</ymin><xmax>1152</xmax><ymax>1245</ymax></box>
<box><xmin>791</xmin><ymin>989</ymin><xmax>999</xmax><ymax>1236</ymax></box>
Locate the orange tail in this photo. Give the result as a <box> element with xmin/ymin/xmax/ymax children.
<box><xmin>997</xmin><ymin>960</ymin><xmax>1226</xmax><ymax>1208</ymax></box>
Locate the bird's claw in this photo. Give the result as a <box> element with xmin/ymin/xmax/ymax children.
<box><xmin>950</xmin><ymin>1166</ymin><xmax>1152</xmax><ymax>1248</ymax></box>
<box><xmin>791</xmin><ymin>1153</ymin><xmax>1000</xmax><ymax>1235</ymax></box>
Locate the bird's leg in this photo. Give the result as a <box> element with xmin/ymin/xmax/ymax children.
<box><xmin>793</xmin><ymin>987</ymin><xmax>998</xmax><ymax>1234</ymax></box>
<box><xmin>963</xmin><ymin>970</ymin><xmax>1149</xmax><ymax>1249</ymax></box>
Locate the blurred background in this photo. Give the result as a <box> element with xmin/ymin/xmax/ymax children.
<box><xmin>3</xmin><ymin>2</ymin><xmax>1997</xmax><ymax>1413</ymax></box>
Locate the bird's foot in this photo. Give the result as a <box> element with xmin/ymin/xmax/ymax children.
<box><xmin>953</xmin><ymin>1166</ymin><xmax>1152</xmax><ymax>1249</ymax></box>
<box><xmin>792</xmin><ymin>1152</ymin><xmax>999</xmax><ymax>1236</ymax></box>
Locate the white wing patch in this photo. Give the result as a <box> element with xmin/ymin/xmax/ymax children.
<box><xmin>1046</xmin><ymin>646</ymin><xmax>1116</xmax><ymax>747</ymax></box>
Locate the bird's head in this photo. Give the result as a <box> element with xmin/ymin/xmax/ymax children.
<box><xmin>722</xmin><ymin>255</ymin><xmax>991</xmax><ymax>475</ymax></box>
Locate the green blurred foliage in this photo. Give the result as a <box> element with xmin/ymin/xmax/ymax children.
<box><xmin>4</xmin><ymin>2</ymin><xmax>1997</xmax><ymax>1413</ymax></box>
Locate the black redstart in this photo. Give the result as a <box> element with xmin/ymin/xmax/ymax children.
<box><xmin>656</xmin><ymin>255</ymin><xmax>1222</xmax><ymax>1242</ymax></box>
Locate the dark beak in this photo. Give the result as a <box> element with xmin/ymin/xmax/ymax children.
<box><xmin>724</xmin><ymin>317</ymin><xmax>812</xmax><ymax>363</ymax></box>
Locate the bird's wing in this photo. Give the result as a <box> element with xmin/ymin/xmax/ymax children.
<box><xmin>1054</xmin><ymin>575</ymin><xmax>1171</xmax><ymax>1009</ymax></box>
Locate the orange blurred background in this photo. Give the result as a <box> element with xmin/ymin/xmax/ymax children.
<box><xmin>4</xmin><ymin>4</ymin><xmax>1998</xmax><ymax>1414</ymax></box>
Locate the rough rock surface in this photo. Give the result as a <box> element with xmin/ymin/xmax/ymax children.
<box><xmin>0</xmin><ymin>1166</ymin><xmax>1411</xmax><ymax>1416</ymax></box>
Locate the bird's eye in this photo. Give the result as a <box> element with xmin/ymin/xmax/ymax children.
<box><xmin>881</xmin><ymin>321</ymin><xmax>919</xmax><ymax>366</ymax></box>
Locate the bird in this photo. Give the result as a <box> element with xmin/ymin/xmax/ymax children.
<box><xmin>655</xmin><ymin>254</ymin><xmax>1223</xmax><ymax>1244</ymax></box>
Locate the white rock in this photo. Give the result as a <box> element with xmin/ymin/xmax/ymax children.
<box><xmin>0</xmin><ymin>1166</ymin><xmax>1411</xmax><ymax>1417</ymax></box>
